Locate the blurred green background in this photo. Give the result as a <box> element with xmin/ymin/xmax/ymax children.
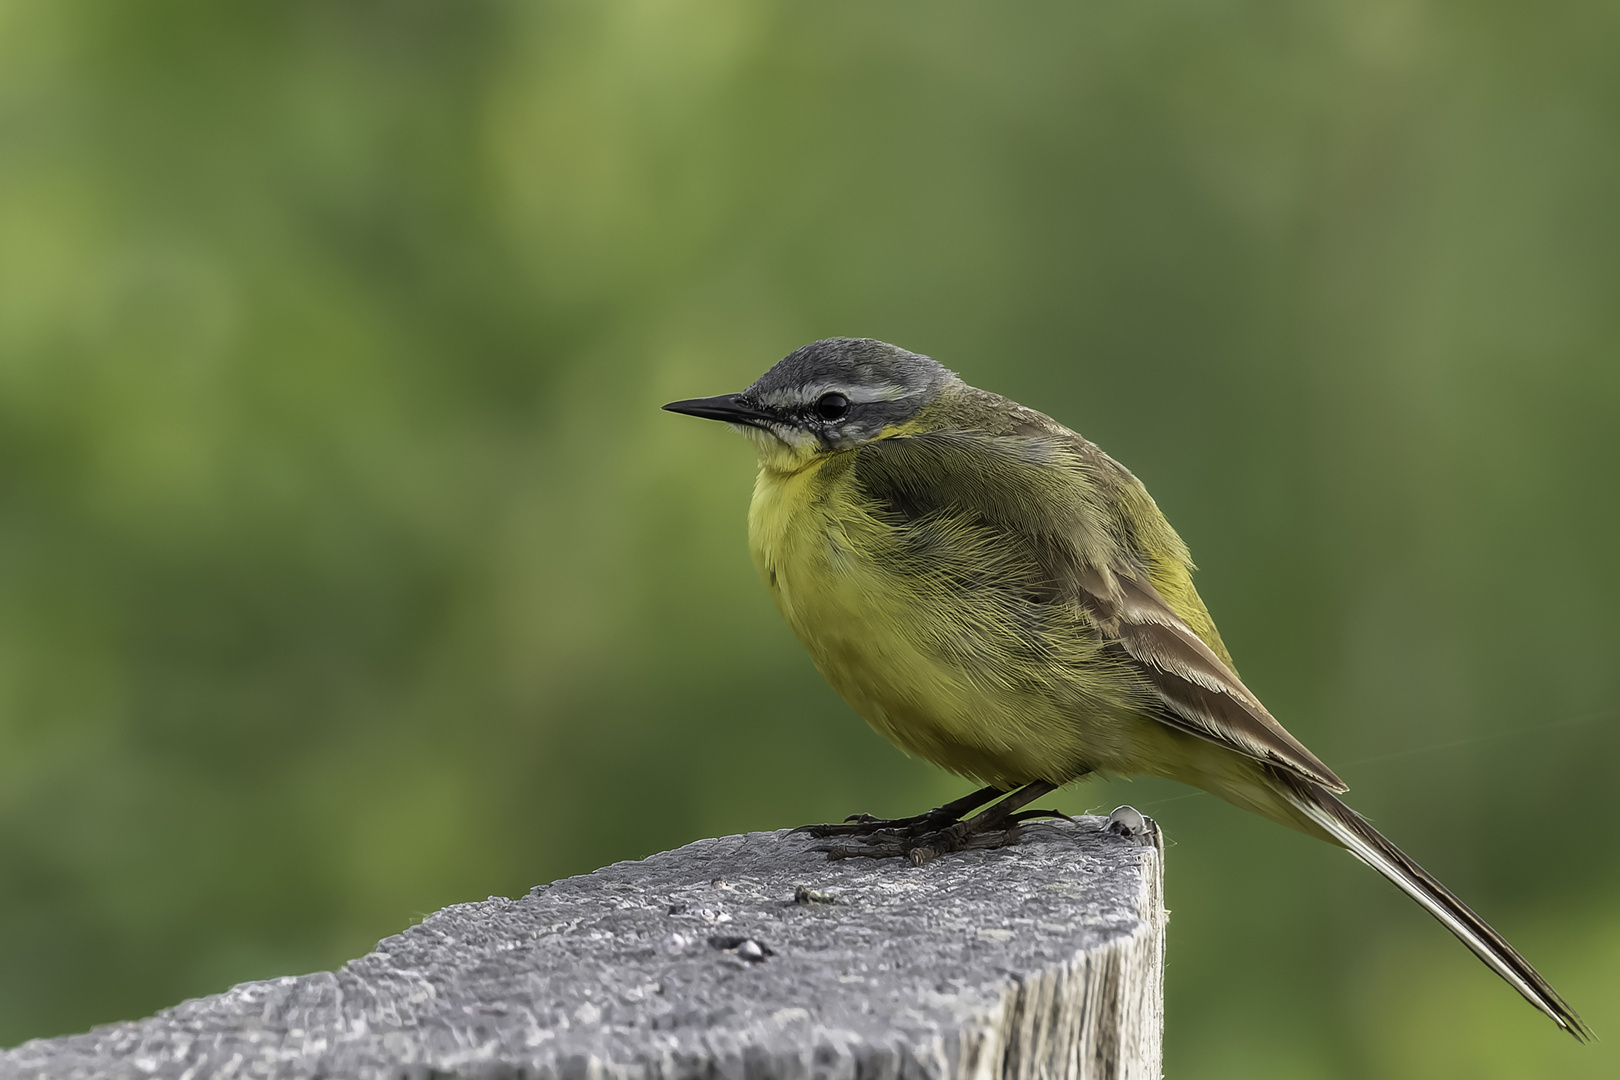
<box><xmin>1</xmin><ymin>0</ymin><xmax>1617</xmax><ymax>1074</ymax></box>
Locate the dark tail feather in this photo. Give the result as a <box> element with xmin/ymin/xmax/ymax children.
<box><xmin>1277</xmin><ymin>773</ymin><xmax>1591</xmax><ymax>1041</ymax></box>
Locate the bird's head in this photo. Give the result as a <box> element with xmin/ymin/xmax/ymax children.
<box><xmin>664</xmin><ymin>338</ymin><xmax>958</xmax><ymax>471</ymax></box>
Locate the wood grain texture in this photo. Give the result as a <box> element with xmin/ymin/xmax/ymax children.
<box><xmin>1</xmin><ymin>815</ymin><xmax>1165</xmax><ymax>1080</ymax></box>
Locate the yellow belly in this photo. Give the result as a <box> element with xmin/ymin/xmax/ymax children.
<box><xmin>748</xmin><ymin>457</ymin><xmax>1148</xmax><ymax>788</ymax></box>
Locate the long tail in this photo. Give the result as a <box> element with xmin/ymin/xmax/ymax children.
<box><xmin>1274</xmin><ymin>770</ymin><xmax>1591</xmax><ymax>1040</ymax></box>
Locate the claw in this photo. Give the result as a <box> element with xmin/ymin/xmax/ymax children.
<box><xmin>1006</xmin><ymin>808</ymin><xmax>1071</xmax><ymax>825</ymax></box>
<box><xmin>793</xmin><ymin>781</ymin><xmax>1061</xmax><ymax>866</ymax></box>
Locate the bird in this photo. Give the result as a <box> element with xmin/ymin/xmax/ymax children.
<box><xmin>663</xmin><ymin>336</ymin><xmax>1587</xmax><ymax>1039</ymax></box>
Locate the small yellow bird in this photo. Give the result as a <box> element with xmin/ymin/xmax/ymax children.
<box><xmin>665</xmin><ymin>337</ymin><xmax>1586</xmax><ymax>1039</ymax></box>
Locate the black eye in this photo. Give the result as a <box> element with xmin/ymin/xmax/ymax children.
<box><xmin>815</xmin><ymin>392</ymin><xmax>850</xmax><ymax>421</ymax></box>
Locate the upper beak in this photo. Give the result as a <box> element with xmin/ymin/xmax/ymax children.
<box><xmin>662</xmin><ymin>393</ymin><xmax>776</xmax><ymax>428</ymax></box>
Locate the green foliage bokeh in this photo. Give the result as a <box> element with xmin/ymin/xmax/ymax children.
<box><xmin>2</xmin><ymin>1</ymin><xmax>1618</xmax><ymax>1074</ymax></box>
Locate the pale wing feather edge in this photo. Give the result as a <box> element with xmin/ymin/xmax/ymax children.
<box><xmin>1078</xmin><ymin>565</ymin><xmax>1348</xmax><ymax>792</ymax></box>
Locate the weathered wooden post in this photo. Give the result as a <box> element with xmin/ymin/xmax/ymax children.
<box><xmin>0</xmin><ymin>813</ymin><xmax>1165</xmax><ymax>1080</ymax></box>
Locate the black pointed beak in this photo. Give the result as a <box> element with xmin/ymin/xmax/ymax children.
<box><xmin>662</xmin><ymin>394</ymin><xmax>776</xmax><ymax>428</ymax></box>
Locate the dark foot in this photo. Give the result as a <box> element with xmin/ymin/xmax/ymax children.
<box><xmin>791</xmin><ymin>784</ymin><xmax>1003</xmax><ymax>840</ymax></box>
<box><xmin>823</xmin><ymin>820</ymin><xmax>1038</xmax><ymax>866</ymax></box>
<box><xmin>807</xmin><ymin>781</ymin><xmax>1062</xmax><ymax>865</ymax></box>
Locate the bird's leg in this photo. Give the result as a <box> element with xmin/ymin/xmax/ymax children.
<box><xmin>792</xmin><ymin>784</ymin><xmax>1004</xmax><ymax>839</ymax></box>
<box><xmin>819</xmin><ymin>780</ymin><xmax>1063</xmax><ymax>865</ymax></box>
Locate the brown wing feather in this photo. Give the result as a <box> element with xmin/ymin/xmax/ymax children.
<box><xmin>1077</xmin><ymin>563</ymin><xmax>1347</xmax><ymax>791</ymax></box>
<box><xmin>850</xmin><ymin>424</ymin><xmax>1347</xmax><ymax>792</ymax></box>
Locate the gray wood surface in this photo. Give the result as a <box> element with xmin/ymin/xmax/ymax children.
<box><xmin>1</xmin><ymin>813</ymin><xmax>1166</xmax><ymax>1080</ymax></box>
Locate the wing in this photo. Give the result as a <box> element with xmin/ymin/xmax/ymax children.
<box><xmin>849</xmin><ymin>428</ymin><xmax>1347</xmax><ymax>792</ymax></box>
<box><xmin>1075</xmin><ymin>559</ymin><xmax>1345</xmax><ymax>790</ymax></box>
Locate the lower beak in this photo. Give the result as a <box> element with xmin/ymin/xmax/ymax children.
<box><xmin>662</xmin><ymin>394</ymin><xmax>776</xmax><ymax>428</ymax></box>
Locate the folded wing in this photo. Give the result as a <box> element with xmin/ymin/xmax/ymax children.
<box><xmin>850</xmin><ymin>427</ymin><xmax>1345</xmax><ymax>791</ymax></box>
<box><xmin>1076</xmin><ymin>562</ymin><xmax>1345</xmax><ymax>791</ymax></box>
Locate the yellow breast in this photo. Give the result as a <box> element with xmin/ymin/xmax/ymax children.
<box><xmin>746</xmin><ymin>454</ymin><xmax>1113</xmax><ymax>787</ymax></box>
